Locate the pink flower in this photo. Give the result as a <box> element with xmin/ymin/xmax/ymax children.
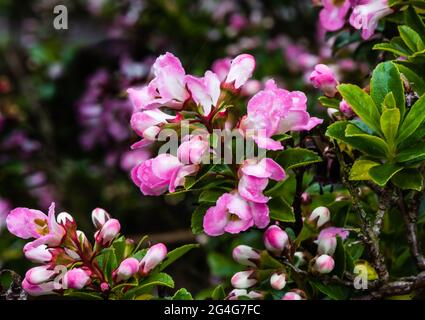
<box><xmin>127</xmin><ymin>52</ymin><xmax>189</xmax><ymax>110</ymax></box>
<box><xmin>211</xmin><ymin>58</ymin><xmax>231</xmax><ymax>82</ymax></box>
<box><xmin>314</xmin><ymin>254</ymin><xmax>335</xmax><ymax>274</ymax></box>
<box><xmin>95</xmin><ymin>218</ymin><xmax>120</xmax><ymax>246</ymax></box>
<box><xmin>224</xmin><ymin>54</ymin><xmax>256</xmax><ymax>90</ymax></box>
<box><xmin>63</xmin><ymin>268</ymin><xmax>91</xmax><ymax>289</ymax></box>
<box><xmin>231</xmin><ymin>270</ymin><xmax>257</xmax><ymax>289</ymax></box>
<box><xmin>281</xmin><ymin>291</ymin><xmax>303</xmax><ymax>300</ymax></box>
<box><xmin>270</xmin><ymin>272</ymin><xmax>287</xmax><ymax>290</ymax></box>
<box><xmin>239</xmin><ymin>80</ymin><xmax>322</xmax><ymax>150</ymax></box>
<box><xmin>318</xmin><ymin>227</ymin><xmax>349</xmax><ymax>240</ymax></box>
<box><xmin>91</xmin><ymin>208</ymin><xmax>111</xmax><ymax>229</ymax></box>
<box><xmin>22</xmin><ymin>279</ymin><xmax>56</xmax><ymax>296</ymax></box>
<box><xmin>309</xmin><ymin>64</ymin><xmax>339</xmax><ymax>97</ymax></box>
<box><xmin>23</xmin><ymin>244</ymin><xmax>53</xmax><ymax>264</ymax></box>
<box><xmin>309</xmin><ymin>206</ymin><xmax>331</xmax><ymax>228</ymax></box>
<box><xmin>131</xmin><ymin>154</ymin><xmax>196</xmax><ymax>195</ymax></box>
<box><xmin>25</xmin><ymin>266</ymin><xmax>57</xmax><ymax>285</ymax></box>
<box><xmin>113</xmin><ymin>257</ymin><xmax>139</xmax><ymax>282</ymax></box>
<box><xmin>7</xmin><ymin>203</ymin><xmax>65</xmax><ymax>249</ymax></box>
<box><xmin>203</xmin><ymin>192</ymin><xmax>269</xmax><ymax>236</ymax></box>
<box><xmin>319</xmin><ymin>0</ymin><xmax>351</xmax><ymax>32</ymax></box>
<box><xmin>232</xmin><ymin>245</ymin><xmax>260</xmax><ymax>267</ymax></box>
<box><xmin>339</xmin><ymin>99</ymin><xmax>354</xmax><ymax>117</ymax></box>
<box><xmin>139</xmin><ymin>243</ymin><xmax>168</xmax><ymax>276</ymax></box>
<box><xmin>349</xmin><ymin>0</ymin><xmax>393</xmax><ymax>40</ymax></box>
<box><xmin>186</xmin><ymin>71</ymin><xmax>221</xmax><ymax>116</ymax></box>
<box><xmin>130</xmin><ymin>109</ymin><xmax>176</xmax><ymax>149</ymax></box>
<box><xmin>228</xmin><ymin>289</ymin><xmax>262</xmax><ymax>300</ymax></box>
<box><xmin>238</xmin><ymin>158</ymin><xmax>286</xmax><ymax>203</ymax></box>
<box><xmin>177</xmin><ymin>134</ymin><xmax>210</xmax><ymax>165</ymax></box>
<box><xmin>264</xmin><ymin>225</ymin><xmax>289</xmax><ymax>254</ymax></box>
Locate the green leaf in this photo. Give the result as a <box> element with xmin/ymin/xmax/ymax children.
<box><xmin>397</xmin><ymin>94</ymin><xmax>425</xmax><ymax>144</ymax></box>
<box><xmin>318</xmin><ymin>96</ymin><xmax>341</xmax><ymax>109</ymax></box>
<box><xmin>211</xmin><ymin>285</ymin><xmax>226</xmax><ymax>300</ymax></box>
<box><xmin>370</xmin><ymin>62</ymin><xmax>405</xmax><ymax>116</ymax></box>
<box><xmin>349</xmin><ymin>160</ymin><xmax>380</xmax><ymax>181</ymax></box>
<box><xmin>275</xmin><ymin>148</ymin><xmax>322</xmax><ymax>170</ymax></box>
<box><xmin>338</xmin><ymin>84</ymin><xmax>381</xmax><ymax>133</ymax></box>
<box><xmin>399</xmin><ymin>25</ymin><xmax>424</xmax><ymax>52</ymax></box>
<box><xmin>396</xmin><ymin>64</ymin><xmax>425</xmax><ymax>95</ymax></box>
<box><xmin>96</xmin><ymin>248</ymin><xmax>118</xmax><ymax>283</ymax></box>
<box><xmin>395</xmin><ymin>140</ymin><xmax>425</xmax><ymax>163</ymax></box>
<box><xmin>191</xmin><ymin>203</ymin><xmax>211</xmax><ymax>234</ymax></box>
<box><xmin>391</xmin><ymin>168</ymin><xmax>423</xmax><ymax>191</ymax></box>
<box><xmin>405</xmin><ymin>5</ymin><xmax>425</xmax><ymax>44</ymax></box>
<box><xmin>268</xmin><ymin>197</ymin><xmax>295</xmax><ymax>222</ymax></box>
<box><xmin>159</xmin><ymin>244</ymin><xmax>199</xmax><ymax>271</ymax></box>
<box><xmin>294</xmin><ymin>222</ymin><xmax>316</xmax><ymax>248</ymax></box>
<box><xmin>259</xmin><ymin>251</ymin><xmax>283</xmax><ymax>269</ymax></box>
<box><xmin>171</xmin><ymin>288</ymin><xmax>193</xmax><ymax>300</ymax></box>
<box><xmin>380</xmin><ymin>106</ymin><xmax>400</xmax><ymax>145</ymax></box>
<box><xmin>369</xmin><ymin>163</ymin><xmax>403</xmax><ymax>186</ymax></box>
<box><xmin>345</xmin><ymin>124</ymin><xmax>390</xmax><ymax>156</ymax></box>
<box><xmin>310</xmin><ymin>281</ymin><xmax>350</xmax><ymax>300</ymax></box>
<box><xmin>207</xmin><ymin>252</ymin><xmax>241</xmax><ymax>277</ymax></box>
<box><xmin>373</xmin><ymin>38</ymin><xmax>412</xmax><ymax>57</ymax></box>
<box><xmin>326</xmin><ymin>121</ymin><xmax>387</xmax><ymax>158</ymax></box>
<box><xmin>111</xmin><ymin>236</ymin><xmax>127</xmax><ymax>263</ymax></box>
<box><xmin>63</xmin><ymin>291</ymin><xmax>103</xmax><ymax>300</ymax></box>
<box><xmin>123</xmin><ymin>273</ymin><xmax>175</xmax><ymax>299</ymax></box>
<box><xmin>198</xmin><ymin>189</ymin><xmax>225</xmax><ymax>203</ymax></box>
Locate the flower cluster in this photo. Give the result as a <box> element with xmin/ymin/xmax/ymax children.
<box><xmin>127</xmin><ymin>52</ymin><xmax>322</xmax><ymax>236</ymax></box>
<box><xmin>318</xmin><ymin>0</ymin><xmax>393</xmax><ymax>40</ymax></box>
<box><xmin>5</xmin><ymin>204</ymin><xmax>168</xmax><ymax>297</ymax></box>
<box><xmin>227</xmin><ymin>206</ymin><xmax>349</xmax><ymax>300</ymax></box>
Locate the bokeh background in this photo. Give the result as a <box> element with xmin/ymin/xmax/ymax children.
<box><xmin>0</xmin><ymin>0</ymin><xmax>378</xmax><ymax>296</ymax></box>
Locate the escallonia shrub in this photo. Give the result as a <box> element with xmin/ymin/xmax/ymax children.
<box><xmin>3</xmin><ymin>1</ymin><xmax>425</xmax><ymax>301</ymax></box>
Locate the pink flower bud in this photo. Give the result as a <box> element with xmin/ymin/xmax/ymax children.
<box><xmin>316</xmin><ymin>236</ymin><xmax>337</xmax><ymax>256</ymax></box>
<box><xmin>314</xmin><ymin>254</ymin><xmax>335</xmax><ymax>274</ymax></box>
<box><xmin>231</xmin><ymin>270</ymin><xmax>257</xmax><ymax>289</ymax></box>
<box><xmin>91</xmin><ymin>208</ymin><xmax>111</xmax><ymax>229</ymax></box>
<box><xmin>113</xmin><ymin>257</ymin><xmax>139</xmax><ymax>282</ymax></box>
<box><xmin>25</xmin><ymin>266</ymin><xmax>57</xmax><ymax>285</ymax></box>
<box><xmin>270</xmin><ymin>272</ymin><xmax>286</xmax><ymax>290</ymax></box>
<box><xmin>56</xmin><ymin>212</ymin><xmax>74</xmax><ymax>226</ymax></box>
<box><xmin>309</xmin><ymin>64</ymin><xmax>338</xmax><ymax>97</ymax></box>
<box><xmin>24</xmin><ymin>244</ymin><xmax>52</xmax><ymax>264</ymax></box>
<box><xmin>96</xmin><ymin>218</ymin><xmax>120</xmax><ymax>246</ymax></box>
<box><xmin>309</xmin><ymin>206</ymin><xmax>330</xmax><ymax>228</ymax></box>
<box><xmin>22</xmin><ymin>279</ymin><xmax>56</xmax><ymax>296</ymax></box>
<box><xmin>63</xmin><ymin>268</ymin><xmax>91</xmax><ymax>289</ymax></box>
<box><xmin>339</xmin><ymin>99</ymin><xmax>354</xmax><ymax>117</ymax></box>
<box><xmin>227</xmin><ymin>289</ymin><xmax>263</xmax><ymax>300</ymax></box>
<box><xmin>282</xmin><ymin>292</ymin><xmax>303</xmax><ymax>300</ymax></box>
<box><xmin>263</xmin><ymin>225</ymin><xmax>289</xmax><ymax>254</ymax></box>
<box><xmin>232</xmin><ymin>245</ymin><xmax>260</xmax><ymax>267</ymax></box>
<box><xmin>100</xmin><ymin>282</ymin><xmax>110</xmax><ymax>292</ymax></box>
<box><xmin>139</xmin><ymin>243</ymin><xmax>167</xmax><ymax>276</ymax></box>
<box><xmin>224</xmin><ymin>54</ymin><xmax>256</xmax><ymax>90</ymax></box>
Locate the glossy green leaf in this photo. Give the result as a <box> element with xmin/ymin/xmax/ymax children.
<box><xmin>326</xmin><ymin>121</ymin><xmax>387</xmax><ymax>158</ymax></box>
<box><xmin>191</xmin><ymin>203</ymin><xmax>211</xmax><ymax>234</ymax></box>
<box><xmin>396</xmin><ymin>64</ymin><xmax>425</xmax><ymax>95</ymax></box>
<box><xmin>373</xmin><ymin>38</ymin><xmax>412</xmax><ymax>57</ymax></box>
<box><xmin>405</xmin><ymin>5</ymin><xmax>425</xmax><ymax>44</ymax></box>
<box><xmin>345</xmin><ymin>124</ymin><xmax>390</xmax><ymax>156</ymax></box>
<box><xmin>391</xmin><ymin>168</ymin><xmax>423</xmax><ymax>191</ymax></box>
<box><xmin>397</xmin><ymin>94</ymin><xmax>425</xmax><ymax>143</ymax></box>
<box><xmin>123</xmin><ymin>273</ymin><xmax>175</xmax><ymax>299</ymax></box>
<box><xmin>275</xmin><ymin>148</ymin><xmax>322</xmax><ymax>170</ymax></box>
<box><xmin>395</xmin><ymin>140</ymin><xmax>425</xmax><ymax>163</ymax></box>
<box><xmin>318</xmin><ymin>96</ymin><xmax>341</xmax><ymax>109</ymax></box>
<box><xmin>349</xmin><ymin>159</ymin><xmax>380</xmax><ymax>181</ymax></box>
<box><xmin>338</xmin><ymin>84</ymin><xmax>381</xmax><ymax>133</ymax></box>
<box><xmin>310</xmin><ymin>281</ymin><xmax>350</xmax><ymax>300</ymax></box>
<box><xmin>159</xmin><ymin>244</ymin><xmax>199</xmax><ymax>271</ymax></box>
<box><xmin>268</xmin><ymin>196</ymin><xmax>295</xmax><ymax>222</ymax></box>
<box><xmin>332</xmin><ymin>237</ymin><xmax>346</xmax><ymax>278</ymax></box>
<box><xmin>370</xmin><ymin>62</ymin><xmax>405</xmax><ymax>115</ymax></box>
<box><xmin>380</xmin><ymin>106</ymin><xmax>400</xmax><ymax>145</ymax></box>
<box><xmin>211</xmin><ymin>285</ymin><xmax>226</xmax><ymax>300</ymax></box>
<box><xmin>369</xmin><ymin>163</ymin><xmax>403</xmax><ymax>186</ymax></box>
<box><xmin>172</xmin><ymin>288</ymin><xmax>193</xmax><ymax>300</ymax></box>
<box><xmin>398</xmin><ymin>25</ymin><xmax>424</xmax><ymax>52</ymax></box>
